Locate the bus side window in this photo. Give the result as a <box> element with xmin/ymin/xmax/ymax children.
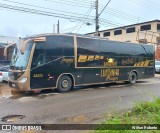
<box><xmin>77</xmin><ymin>37</ymin><xmax>100</xmax><ymax>55</ymax></box>
<box><xmin>45</xmin><ymin>36</ymin><xmax>64</xmax><ymax>62</ymax></box>
<box><xmin>31</xmin><ymin>42</ymin><xmax>46</xmax><ymax>68</ymax></box>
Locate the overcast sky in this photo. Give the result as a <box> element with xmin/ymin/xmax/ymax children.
<box><xmin>0</xmin><ymin>0</ymin><xmax>159</xmax><ymax>37</ymax></box>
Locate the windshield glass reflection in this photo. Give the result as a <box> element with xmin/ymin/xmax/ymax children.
<box><xmin>10</xmin><ymin>40</ymin><xmax>33</xmax><ymax>70</ymax></box>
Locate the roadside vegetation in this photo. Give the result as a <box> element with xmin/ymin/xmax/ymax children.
<box><xmin>95</xmin><ymin>98</ymin><xmax>160</xmax><ymax>133</ymax></box>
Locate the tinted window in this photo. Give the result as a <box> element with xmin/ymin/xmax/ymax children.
<box><xmin>140</xmin><ymin>24</ymin><xmax>151</xmax><ymax>31</ymax></box>
<box><xmin>31</xmin><ymin>42</ymin><xmax>46</xmax><ymax>68</ymax></box>
<box><xmin>114</xmin><ymin>30</ymin><xmax>122</xmax><ymax>35</ymax></box>
<box><xmin>77</xmin><ymin>37</ymin><xmax>100</xmax><ymax>67</ymax></box>
<box><xmin>46</xmin><ymin>36</ymin><xmax>74</xmax><ymax>57</ymax></box>
<box><xmin>103</xmin><ymin>32</ymin><xmax>110</xmax><ymax>37</ymax></box>
<box><xmin>157</xmin><ymin>24</ymin><xmax>160</xmax><ymax>30</ymax></box>
<box><xmin>46</xmin><ymin>36</ymin><xmax>64</xmax><ymax>56</ymax></box>
<box><xmin>126</xmin><ymin>27</ymin><xmax>135</xmax><ymax>33</ymax></box>
<box><xmin>135</xmin><ymin>44</ymin><xmax>147</xmax><ymax>56</ymax></box>
<box><xmin>100</xmin><ymin>41</ymin><xmax>135</xmax><ymax>56</ymax></box>
<box><xmin>77</xmin><ymin>37</ymin><xmax>100</xmax><ymax>55</ymax></box>
<box><xmin>143</xmin><ymin>45</ymin><xmax>154</xmax><ymax>58</ymax></box>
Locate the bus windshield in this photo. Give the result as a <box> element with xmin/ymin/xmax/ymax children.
<box><xmin>10</xmin><ymin>40</ymin><xmax>33</xmax><ymax>70</ymax></box>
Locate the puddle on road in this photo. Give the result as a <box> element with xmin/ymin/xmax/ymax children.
<box><xmin>0</xmin><ymin>87</ymin><xmax>60</xmax><ymax>100</ymax></box>
<box><xmin>1</xmin><ymin>115</ymin><xmax>25</xmax><ymax>123</ymax></box>
<box><xmin>0</xmin><ymin>88</ymin><xmax>26</xmax><ymax>99</ymax></box>
<box><xmin>0</xmin><ymin>89</ymin><xmax>13</xmax><ymax>98</ymax></box>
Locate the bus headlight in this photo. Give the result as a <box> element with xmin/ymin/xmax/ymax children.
<box><xmin>19</xmin><ymin>77</ymin><xmax>28</xmax><ymax>83</ymax></box>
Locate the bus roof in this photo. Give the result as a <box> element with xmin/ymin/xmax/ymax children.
<box><xmin>22</xmin><ymin>33</ymin><xmax>153</xmax><ymax>46</ymax></box>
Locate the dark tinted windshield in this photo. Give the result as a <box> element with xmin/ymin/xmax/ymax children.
<box><xmin>10</xmin><ymin>40</ymin><xmax>33</xmax><ymax>70</ymax></box>
<box><xmin>31</xmin><ymin>42</ymin><xmax>46</xmax><ymax>68</ymax></box>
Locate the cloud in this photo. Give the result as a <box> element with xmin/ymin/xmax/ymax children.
<box><xmin>0</xmin><ymin>23</ymin><xmax>54</xmax><ymax>37</ymax></box>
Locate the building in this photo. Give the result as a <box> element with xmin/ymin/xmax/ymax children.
<box><xmin>0</xmin><ymin>36</ymin><xmax>19</xmax><ymax>66</ymax></box>
<box><xmin>86</xmin><ymin>19</ymin><xmax>160</xmax><ymax>60</ymax></box>
<box><xmin>0</xmin><ymin>36</ymin><xmax>19</xmax><ymax>44</ymax></box>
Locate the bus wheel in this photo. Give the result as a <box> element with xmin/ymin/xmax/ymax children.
<box><xmin>128</xmin><ymin>72</ymin><xmax>137</xmax><ymax>84</ymax></box>
<box><xmin>57</xmin><ymin>76</ymin><xmax>72</xmax><ymax>92</ymax></box>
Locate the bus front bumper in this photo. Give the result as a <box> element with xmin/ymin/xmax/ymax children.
<box><xmin>8</xmin><ymin>79</ymin><xmax>30</xmax><ymax>91</ymax></box>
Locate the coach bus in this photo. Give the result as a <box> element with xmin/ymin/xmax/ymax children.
<box><xmin>5</xmin><ymin>34</ymin><xmax>154</xmax><ymax>92</ymax></box>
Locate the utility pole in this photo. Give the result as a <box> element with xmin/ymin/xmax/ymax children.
<box><xmin>95</xmin><ymin>0</ymin><xmax>112</xmax><ymax>36</ymax></box>
<box><xmin>95</xmin><ymin>0</ymin><xmax>99</xmax><ymax>36</ymax></box>
<box><xmin>57</xmin><ymin>20</ymin><xmax>60</xmax><ymax>34</ymax></box>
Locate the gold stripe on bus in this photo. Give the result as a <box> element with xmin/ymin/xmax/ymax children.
<box><xmin>140</xmin><ymin>61</ymin><xmax>145</xmax><ymax>67</ymax></box>
<box><xmin>74</xmin><ymin>35</ymin><xmax>78</xmax><ymax>68</ymax></box>
<box><xmin>87</xmin><ymin>55</ymin><xmax>94</xmax><ymax>61</ymax></box>
<box><xmin>144</xmin><ymin>60</ymin><xmax>150</xmax><ymax>66</ymax></box>
<box><xmin>95</xmin><ymin>55</ymin><xmax>100</xmax><ymax>60</ymax></box>
<box><xmin>78</xmin><ymin>55</ymin><xmax>87</xmax><ymax>62</ymax></box>
<box><xmin>136</xmin><ymin>62</ymin><xmax>141</xmax><ymax>67</ymax></box>
<box><xmin>134</xmin><ymin>63</ymin><xmax>137</xmax><ymax>67</ymax></box>
<box><xmin>100</xmin><ymin>56</ymin><xmax>104</xmax><ymax>59</ymax></box>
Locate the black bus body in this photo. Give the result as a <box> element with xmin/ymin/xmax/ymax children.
<box><xmin>8</xmin><ymin>34</ymin><xmax>155</xmax><ymax>92</ymax></box>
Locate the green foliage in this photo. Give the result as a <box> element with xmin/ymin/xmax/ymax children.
<box><xmin>95</xmin><ymin>98</ymin><xmax>160</xmax><ymax>133</ymax></box>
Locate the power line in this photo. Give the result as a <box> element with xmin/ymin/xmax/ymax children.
<box><xmin>76</xmin><ymin>7</ymin><xmax>93</xmax><ymax>33</ymax></box>
<box><xmin>45</xmin><ymin>0</ymin><xmax>93</xmax><ymax>8</ymax></box>
<box><xmin>44</xmin><ymin>0</ymin><xmax>145</xmax><ymax>23</ymax></box>
<box><xmin>70</xmin><ymin>0</ymin><xmax>95</xmax><ymax>5</ymax></box>
<box><xmin>44</xmin><ymin>0</ymin><xmax>146</xmax><ymax>23</ymax></box>
<box><xmin>99</xmin><ymin>6</ymin><xmax>146</xmax><ymax>23</ymax></box>
<box><xmin>1</xmin><ymin>0</ymin><xmax>94</xmax><ymax>17</ymax></box>
<box><xmin>0</xmin><ymin>3</ymin><xmax>95</xmax><ymax>21</ymax></box>
<box><xmin>62</xmin><ymin>6</ymin><xmax>93</xmax><ymax>32</ymax></box>
<box><xmin>98</xmin><ymin>0</ymin><xmax>111</xmax><ymax>17</ymax></box>
<box><xmin>95</xmin><ymin>0</ymin><xmax>113</xmax><ymax>35</ymax></box>
<box><xmin>0</xmin><ymin>0</ymin><xmax>149</xmax><ymax>34</ymax></box>
<box><xmin>130</xmin><ymin>0</ymin><xmax>159</xmax><ymax>11</ymax></box>
<box><xmin>0</xmin><ymin>2</ymin><xmax>122</xmax><ymax>29</ymax></box>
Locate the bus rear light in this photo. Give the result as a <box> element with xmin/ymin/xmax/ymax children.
<box><xmin>0</xmin><ymin>72</ymin><xmax>2</xmax><ymax>76</ymax></box>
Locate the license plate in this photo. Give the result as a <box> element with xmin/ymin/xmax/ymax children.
<box><xmin>12</xmin><ymin>84</ymin><xmax>16</xmax><ymax>87</ymax></box>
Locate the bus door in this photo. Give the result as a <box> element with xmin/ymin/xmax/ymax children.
<box><xmin>30</xmin><ymin>42</ymin><xmax>55</xmax><ymax>89</ymax></box>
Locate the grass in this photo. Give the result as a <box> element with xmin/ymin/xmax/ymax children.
<box><xmin>95</xmin><ymin>98</ymin><xmax>160</xmax><ymax>133</ymax></box>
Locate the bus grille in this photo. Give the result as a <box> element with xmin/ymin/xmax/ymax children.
<box><xmin>9</xmin><ymin>72</ymin><xmax>24</xmax><ymax>80</ymax></box>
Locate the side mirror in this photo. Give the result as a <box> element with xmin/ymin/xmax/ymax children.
<box><xmin>4</xmin><ymin>43</ymin><xmax>15</xmax><ymax>57</ymax></box>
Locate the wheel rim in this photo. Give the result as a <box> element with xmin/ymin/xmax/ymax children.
<box><xmin>130</xmin><ymin>74</ymin><xmax>136</xmax><ymax>82</ymax></box>
<box><xmin>62</xmin><ymin>80</ymin><xmax>69</xmax><ymax>89</ymax></box>
<box><xmin>131</xmin><ymin>75</ymin><xmax>135</xmax><ymax>81</ymax></box>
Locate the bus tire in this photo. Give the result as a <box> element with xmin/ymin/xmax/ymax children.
<box><xmin>128</xmin><ymin>72</ymin><xmax>137</xmax><ymax>84</ymax></box>
<box><xmin>57</xmin><ymin>75</ymin><xmax>72</xmax><ymax>92</ymax></box>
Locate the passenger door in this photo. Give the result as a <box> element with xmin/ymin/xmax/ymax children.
<box><xmin>30</xmin><ymin>42</ymin><xmax>51</xmax><ymax>89</ymax></box>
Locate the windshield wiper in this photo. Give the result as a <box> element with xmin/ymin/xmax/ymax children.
<box><xmin>10</xmin><ymin>65</ymin><xmax>15</xmax><ymax>70</ymax></box>
<box><xmin>10</xmin><ymin>66</ymin><xmax>24</xmax><ymax>71</ymax></box>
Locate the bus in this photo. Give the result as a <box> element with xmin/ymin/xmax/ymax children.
<box><xmin>5</xmin><ymin>34</ymin><xmax>155</xmax><ymax>92</ymax></box>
